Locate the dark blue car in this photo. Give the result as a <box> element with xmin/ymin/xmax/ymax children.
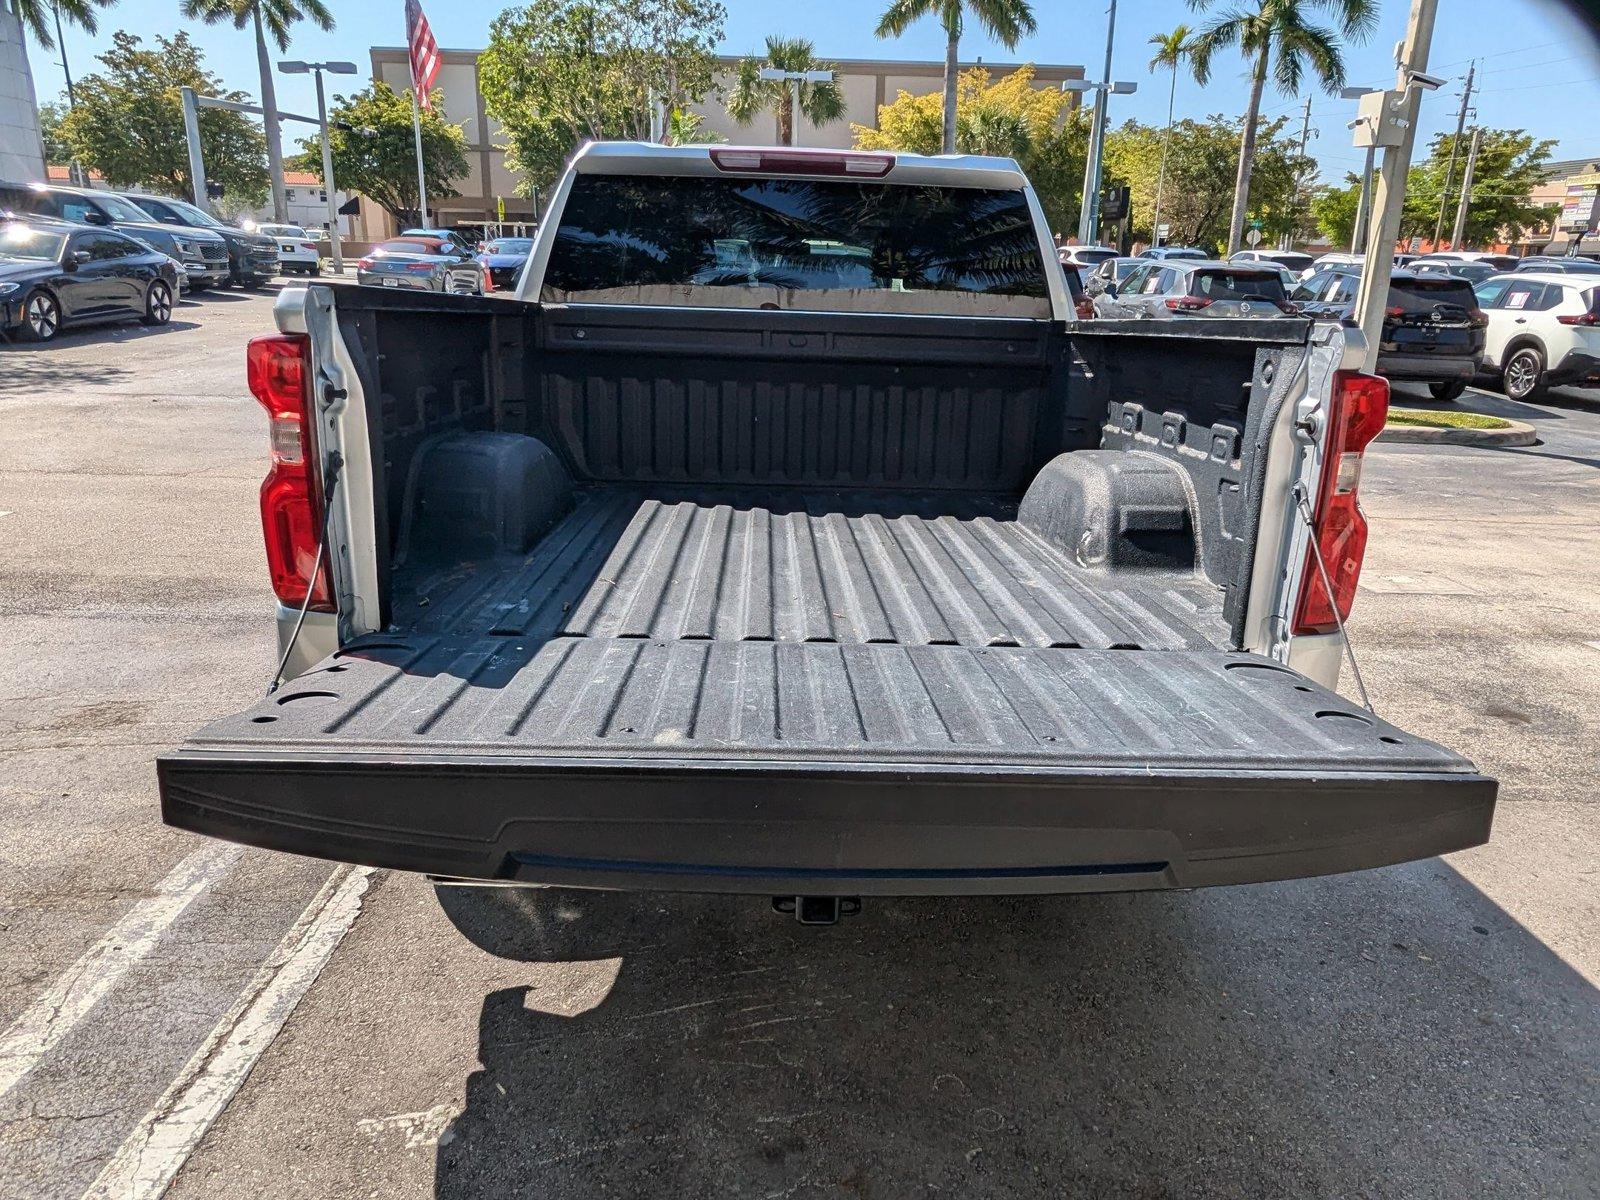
<box><xmin>1</xmin><ymin>217</ymin><xmax>179</xmax><ymax>342</ymax></box>
<box><xmin>476</xmin><ymin>236</ymin><xmax>534</xmax><ymax>293</ymax></box>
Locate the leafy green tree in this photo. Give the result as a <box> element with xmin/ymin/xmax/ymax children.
<box><xmin>54</xmin><ymin>31</ymin><xmax>267</xmax><ymax>203</ymax></box>
<box><xmin>1403</xmin><ymin>128</ymin><xmax>1558</xmax><ymax>247</ymax></box>
<box><xmin>1146</xmin><ymin>24</ymin><xmax>1192</xmax><ymax>245</ymax></box>
<box><xmin>873</xmin><ymin>0</ymin><xmax>1036</xmax><ymax>155</ymax></box>
<box><xmin>854</xmin><ymin>65</ymin><xmax>1089</xmax><ymax>235</ymax></box>
<box><xmin>1103</xmin><ymin>113</ymin><xmax>1303</xmax><ymax>251</ymax></box>
<box><xmin>1315</xmin><ymin>128</ymin><xmax>1559</xmax><ymax>249</ymax></box>
<box><xmin>179</xmin><ymin>0</ymin><xmax>334</xmax><ymax>222</ymax></box>
<box><xmin>288</xmin><ymin>81</ymin><xmax>469</xmax><ymax>228</ymax></box>
<box><xmin>725</xmin><ymin>37</ymin><xmax>844</xmax><ymax>147</ymax></box>
<box><xmin>37</xmin><ymin>99</ymin><xmax>73</xmax><ymax>163</ymax></box>
<box><xmin>665</xmin><ymin>107</ymin><xmax>726</xmax><ymax>146</ymax></box>
<box><xmin>1186</xmin><ymin>0</ymin><xmax>1377</xmax><ymax>254</ymax></box>
<box><xmin>479</xmin><ymin>0</ymin><xmax>726</xmax><ymax>196</ymax></box>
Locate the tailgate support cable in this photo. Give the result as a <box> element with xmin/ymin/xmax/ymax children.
<box><xmin>268</xmin><ymin>452</ymin><xmax>342</xmax><ymax>697</ymax></box>
<box><xmin>1293</xmin><ymin>483</ymin><xmax>1374</xmax><ymax>714</ymax></box>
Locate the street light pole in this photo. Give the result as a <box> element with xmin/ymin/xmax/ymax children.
<box><xmin>1079</xmin><ymin>0</ymin><xmax>1119</xmax><ymax>245</ymax></box>
<box><xmin>757</xmin><ymin>67</ymin><xmax>835</xmax><ymax>148</ymax></box>
<box><xmin>1352</xmin><ymin>0</ymin><xmax>1440</xmax><ymax>373</ymax></box>
<box><xmin>279</xmin><ymin>61</ymin><xmax>358</xmax><ymax>274</ymax></box>
<box><xmin>1450</xmin><ymin>126</ymin><xmax>1482</xmax><ymax>249</ymax></box>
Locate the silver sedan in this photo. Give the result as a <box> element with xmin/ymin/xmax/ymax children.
<box><xmin>356</xmin><ymin>236</ymin><xmax>483</xmax><ymax>294</ymax></box>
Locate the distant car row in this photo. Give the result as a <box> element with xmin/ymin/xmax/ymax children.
<box><xmin>1061</xmin><ymin>248</ymin><xmax>1600</xmax><ymax>400</ymax></box>
<box><xmin>353</xmin><ymin>230</ymin><xmax>533</xmax><ymax>295</ymax></box>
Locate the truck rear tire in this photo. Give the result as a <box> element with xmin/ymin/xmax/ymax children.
<box><xmin>1428</xmin><ymin>380</ymin><xmax>1467</xmax><ymax>402</ymax></box>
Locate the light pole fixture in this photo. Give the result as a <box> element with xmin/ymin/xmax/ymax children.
<box><xmin>757</xmin><ymin>67</ymin><xmax>834</xmax><ymax>148</ymax></box>
<box><xmin>1063</xmin><ymin>78</ymin><xmax>1138</xmax><ymax>246</ymax></box>
<box><xmin>1340</xmin><ymin>86</ymin><xmax>1384</xmax><ymax>255</ymax></box>
<box><xmin>279</xmin><ymin>60</ymin><xmax>359</xmax><ymax>273</ymax></box>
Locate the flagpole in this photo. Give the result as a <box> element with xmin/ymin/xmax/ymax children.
<box><xmin>410</xmin><ymin>89</ymin><xmax>430</xmax><ymax>228</ymax></box>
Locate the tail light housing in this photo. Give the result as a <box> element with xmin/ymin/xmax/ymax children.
<box><xmin>1165</xmin><ymin>295</ymin><xmax>1213</xmax><ymax>311</ymax></box>
<box><xmin>405</xmin><ymin>261</ymin><xmax>434</xmax><ymax>272</ymax></box>
<box><xmin>1292</xmin><ymin>370</ymin><xmax>1389</xmax><ymax>635</ymax></box>
<box><xmin>299</xmin><ymin>241</ymin><xmax>317</xmax><ymax>252</ymax></box>
<box><xmin>356</xmin><ymin>257</ymin><xmax>372</xmax><ymax>270</ymax></box>
<box><xmin>1468</xmin><ymin>307</ymin><xmax>1489</xmax><ymax>327</ymax></box>
<box><xmin>247</xmin><ymin>334</ymin><xmax>333</xmax><ymax>612</ymax></box>
<box><xmin>1557</xmin><ymin>312</ymin><xmax>1600</xmax><ymax>326</ymax></box>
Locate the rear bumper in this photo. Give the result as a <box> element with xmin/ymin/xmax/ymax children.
<box><xmin>159</xmin><ymin>754</ymin><xmax>1496</xmax><ymax>895</ymax></box>
<box><xmin>1549</xmin><ymin>349</ymin><xmax>1600</xmax><ymax>387</ymax></box>
<box><xmin>1376</xmin><ymin>351</ymin><xmax>1479</xmax><ymax>382</ymax></box>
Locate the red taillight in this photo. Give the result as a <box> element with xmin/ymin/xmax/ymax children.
<box><xmin>1467</xmin><ymin>307</ymin><xmax>1488</xmax><ymax>327</ymax></box>
<box><xmin>300</xmin><ymin>241</ymin><xmax>317</xmax><ymax>252</ymax></box>
<box><xmin>1557</xmin><ymin>312</ymin><xmax>1600</xmax><ymax>325</ymax></box>
<box><xmin>1292</xmin><ymin>370</ymin><xmax>1389</xmax><ymax>635</ymax></box>
<box><xmin>405</xmin><ymin>261</ymin><xmax>434</xmax><ymax>271</ymax></box>
<box><xmin>247</xmin><ymin>334</ymin><xmax>333</xmax><ymax>612</ymax></box>
<box><xmin>357</xmin><ymin>257</ymin><xmax>372</xmax><ymax>269</ymax></box>
<box><xmin>1165</xmin><ymin>295</ymin><xmax>1213</xmax><ymax>311</ymax></box>
<box><xmin>709</xmin><ymin>148</ymin><xmax>895</xmax><ymax>177</ymax></box>
<box><xmin>1385</xmin><ymin>305</ymin><xmax>1405</xmax><ymax>319</ymax></box>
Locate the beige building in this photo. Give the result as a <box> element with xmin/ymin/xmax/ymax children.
<box><xmin>365</xmin><ymin>47</ymin><xmax>1082</xmax><ymax>235</ymax></box>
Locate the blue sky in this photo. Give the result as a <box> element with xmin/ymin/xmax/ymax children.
<box><xmin>24</xmin><ymin>0</ymin><xmax>1600</xmax><ymax>183</ymax></box>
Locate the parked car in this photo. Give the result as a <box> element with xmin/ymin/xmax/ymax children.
<box><xmin>1292</xmin><ymin>265</ymin><xmax>1486</xmax><ymax>400</ymax></box>
<box><xmin>1229</xmin><ymin>248</ymin><xmax>1316</xmax><ymax>276</ymax></box>
<box><xmin>1137</xmin><ymin>245</ymin><xmax>1208</xmax><ymax>261</ymax></box>
<box><xmin>476</xmin><ymin>236</ymin><xmax>534</xmax><ymax>292</ymax></box>
<box><xmin>1093</xmin><ymin>259</ymin><xmax>1296</xmax><ymax>319</ymax></box>
<box><xmin>1057</xmin><ymin>244</ymin><xmax>1121</xmax><ymax>271</ymax></box>
<box><xmin>125</xmin><ymin>194</ymin><xmax>279</xmax><ymax>287</ymax></box>
<box><xmin>159</xmin><ymin>141</ymin><xmax>1495</xmax><ymax>914</ymax></box>
<box><xmin>1084</xmin><ymin>255</ymin><xmax>1143</xmax><ymax>295</ymax></box>
<box><xmin>0</xmin><ymin>181</ymin><xmax>230</xmax><ymax>291</ymax></box>
<box><xmin>0</xmin><ymin>216</ymin><xmax>178</xmax><ymax>342</ymax></box>
<box><xmin>1513</xmin><ymin>255</ymin><xmax>1600</xmax><ymax>276</ymax></box>
<box><xmin>1411</xmin><ymin>257</ymin><xmax>1500</xmax><ymax>285</ymax></box>
<box><xmin>255</xmin><ymin>223</ymin><xmax>321</xmax><ymax>276</ymax></box>
<box><xmin>1415</xmin><ymin>251</ymin><xmax>1519</xmax><ymax>272</ymax></box>
<box><xmin>356</xmin><ymin>236</ymin><xmax>482</xmax><ymax>293</ymax></box>
<box><xmin>1471</xmin><ymin>271</ymin><xmax>1600</xmax><ymax>399</ymax></box>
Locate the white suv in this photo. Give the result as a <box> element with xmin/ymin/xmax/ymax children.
<box><xmin>1473</xmin><ymin>272</ymin><xmax>1600</xmax><ymax>400</ymax></box>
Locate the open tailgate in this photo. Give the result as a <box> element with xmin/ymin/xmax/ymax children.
<box><xmin>159</xmin><ymin>638</ymin><xmax>1495</xmax><ymax>895</ymax></box>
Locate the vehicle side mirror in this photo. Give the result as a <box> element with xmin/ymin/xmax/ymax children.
<box><xmin>67</xmin><ymin>249</ymin><xmax>91</xmax><ymax>269</ymax></box>
<box><xmin>84</xmin><ymin>211</ymin><xmax>110</xmax><ymax>226</ymax></box>
<box><xmin>1102</xmin><ymin>282</ymin><xmax>1118</xmax><ymax>297</ymax></box>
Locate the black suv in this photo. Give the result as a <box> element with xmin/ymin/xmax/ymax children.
<box><xmin>125</xmin><ymin>194</ymin><xmax>279</xmax><ymax>287</ymax></box>
<box><xmin>1292</xmin><ymin>266</ymin><xmax>1487</xmax><ymax>400</ymax></box>
<box><xmin>1</xmin><ymin>182</ymin><xmax>231</xmax><ymax>291</ymax></box>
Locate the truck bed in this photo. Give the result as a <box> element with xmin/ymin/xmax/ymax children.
<box><xmin>390</xmin><ymin>488</ymin><xmax>1231</xmax><ymax>650</ymax></box>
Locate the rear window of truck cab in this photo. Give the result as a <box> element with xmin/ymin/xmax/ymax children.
<box><xmin>540</xmin><ymin>173</ymin><xmax>1052</xmax><ymax>317</ymax></box>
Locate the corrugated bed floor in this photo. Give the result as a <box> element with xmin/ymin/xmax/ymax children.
<box><xmin>392</xmin><ymin>489</ymin><xmax>1230</xmax><ymax>652</ymax></box>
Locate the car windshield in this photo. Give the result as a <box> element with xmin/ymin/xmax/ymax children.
<box><xmin>153</xmin><ymin>197</ymin><xmax>227</xmax><ymax>229</ymax></box>
<box><xmin>486</xmin><ymin>239</ymin><xmax>534</xmax><ymax>255</ymax></box>
<box><xmin>89</xmin><ymin>193</ymin><xmax>159</xmax><ymax>223</ymax></box>
<box><xmin>542</xmin><ymin>173</ymin><xmax>1051</xmax><ymax>317</ymax></box>
<box><xmin>1192</xmin><ymin>269</ymin><xmax>1288</xmax><ymax>301</ymax></box>
<box><xmin>0</xmin><ymin>223</ymin><xmax>65</xmax><ymax>260</ymax></box>
<box><xmin>1271</xmin><ymin>253</ymin><xmax>1314</xmax><ymax>273</ymax></box>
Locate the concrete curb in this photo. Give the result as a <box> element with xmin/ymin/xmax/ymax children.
<box><xmin>1377</xmin><ymin>416</ymin><xmax>1539</xmax><ymax>448</ymax></box>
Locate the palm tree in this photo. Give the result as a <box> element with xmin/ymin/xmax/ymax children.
<box><xmin>1147</xmin><ymin>24</ymin><xmax>1191</xmax><ymax>248</ymax></box>
<box><xmin>180</xmin><ymin>0</ymin><xmax>334</xmax><ymax>222</ymax></box>
<box><xmin>1187</xmin><ymin>0</ymin><xmax>1376</xmax><ymax>254</ymax></box>
<box><xmin>725</xmin><ymin>37</ymin><xmax>845</xmax><ymax>148</ymax></box>
<box><xmin>5</xmin><ymin>0</ymin><xmax>116</xmax><ymax>178</ymax></box>
<box><xmin>874</xmin><ymin>0</ymin><xmax>1036</xmax><ymax>155</ymax></box>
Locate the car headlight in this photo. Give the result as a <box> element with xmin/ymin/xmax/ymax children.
<box><xmin>175</xmin><ymin>238</ymin><xmax>195</xmax><ymax>254</ymax></box>
<box><xmin>0</xmin><ymin>282</ymin><xmax>18</xmax><ymax>297</ymax></box>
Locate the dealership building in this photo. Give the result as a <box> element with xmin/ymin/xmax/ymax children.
<box><xmin>358</xmin><ymin>47</ymin><xmax>1083</xmax><ymax>238</ymax></box>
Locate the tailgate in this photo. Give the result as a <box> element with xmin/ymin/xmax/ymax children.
<box><xmin>159</xmin><ymin>639</ymin><xmax>1495</xmax><ymax>895</ymax></box>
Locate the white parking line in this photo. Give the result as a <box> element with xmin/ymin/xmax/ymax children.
<box><xmin>81</xmin><ymin>865</ymin><xmax>373</xmax><ymax>1200</ymax></box>
<box><xmin>0</xmin><ymin>841</ymin><xmax>245</xmax><ymax>1101</ymax></box>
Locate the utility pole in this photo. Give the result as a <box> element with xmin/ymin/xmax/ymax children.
<box><xmin>1450</xmin><ymin>126</ymin><xmax>1483</xmax><ymax>249</ymax></box>
<box><xmin>1079</xmin><ymin>0</ymin><xmax>1120</xmax><ymax>245</ymax></box>
<box><xmin>1350</xmin><ymin>139</ymin><xmax>1376</xmax><ymax>254</ymax></box>
<box><xmin>1352</xmin><ymin>0</ymin><xmax>1439</xmax><ymax>373</ymax></box>
<box><xmin>1288</xmin><ymin>95</ymin><xmax>1314</xmax><ymax>250</ymax></box>
<box><xmin>1432</xmin><ymin>59</ymin><xmax>1475</xmax><ymax>250</ymax></box>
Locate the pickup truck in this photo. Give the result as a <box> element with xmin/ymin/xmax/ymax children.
<box><xmin>158</xmin><ymin>143</ymin><xmax>1495</xmax><ymax>912</ymax></box>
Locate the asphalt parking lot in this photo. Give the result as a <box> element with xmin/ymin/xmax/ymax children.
<box><xmin>1</xmin><ymin>289</ymin><xmax>1597</xmax><ymax>1199</ymax></box>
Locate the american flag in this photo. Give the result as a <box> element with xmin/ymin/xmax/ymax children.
<box><xmin>405</xmin><ymin>0</ymin><xmax>441</xmax><ymax>111</ymax></box>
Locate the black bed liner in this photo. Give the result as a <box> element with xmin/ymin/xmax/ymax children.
<box><xmin>392</xmin><ymin>489</ymin><xmax>1230</xmax><ymax>651</ymax></box>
